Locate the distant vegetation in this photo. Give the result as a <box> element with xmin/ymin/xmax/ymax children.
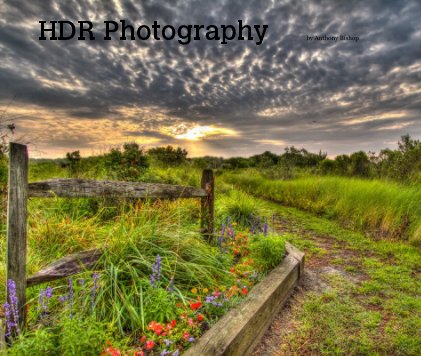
<box><xmin>193</xmin><ymin>134</ymin><xmax>421</xmax><ymax>185</ymax></box>
<box><xmin>3</xmin><ymin>133</ymin><xmax>416</xmax><ymax>186</ymax></box>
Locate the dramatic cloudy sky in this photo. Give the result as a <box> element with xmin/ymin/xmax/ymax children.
<box><xmin>1</xmin><ymin>0</ymin><xmax>420</xmax><ymax>158</ymax></box>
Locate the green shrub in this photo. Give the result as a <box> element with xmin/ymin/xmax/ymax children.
<box><xmin>103</xmin><ymin>143</ymin><xmax>149</xmax><ymax>181</ymax></box>
<box><xmin>7</xmin><ymin>328</ymin><xmax>57</xmax><ymax>355</ymax></box>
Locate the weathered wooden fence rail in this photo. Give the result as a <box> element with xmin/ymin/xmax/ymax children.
<box><xmin>5</xmin><ymin>142</ymin><xmax>215</xmax><ymax>329</ymax></box>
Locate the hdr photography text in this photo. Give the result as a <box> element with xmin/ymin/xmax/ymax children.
<box><xmin>39</xmin><ymin>20</ymin><xmax>269</xmax><ymax>45</ymax></box>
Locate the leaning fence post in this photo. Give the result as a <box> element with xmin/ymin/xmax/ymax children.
<box><xmin>201</xmin><ymin>169</ymin><xmax>214</xmax><ymax>242</ymax></box>
<box><xmin>6</xmin><ymin>142</ymin><xmax>28</xmax><ymax>329</ymax></box>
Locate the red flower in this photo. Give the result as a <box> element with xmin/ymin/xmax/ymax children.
<box><xmin>190</xmin><ymin>301</ymin><xmax>202</xmax><ymax>310</ymax></box>
<box><xmin>155</xmin><ymin>324</ymin><xmax>164</xmax><ymax>335</ymax></box>
<box><xmin>148</xmin><ymin>321</ymin><xmax>164</xmax><ymax>335</ymax></box>
<box><xmin>241</xmin><ymin>288</ymin><xmax>248</xmax><ymax>295</ymax></box>
<box><xmin>183</xmin><ymin>331</ymin><xmax>190</xmax><ymax>340</ymax></box>
<box><xmin>180</xmin><ymin>312</ymin><xmax>187</xmax><ymax>319</ymax></box>
<box><xmin>188</xmin><ymin>318</ymin><xmax>194</xmax><ymax>326</ymax></box>
<box><xmin>145</xmin><ymin>340</ymin><xmax>155</xmax><ymax>350</ymax></box>
<box><xmin>101</xmin><ymin>346</ymin><xmax>121</xmax><ymax>356</ymax></box>
<box><xmin>197</xmin><ymin>314</ymin><xmax>204</xmax><ymax>322</ymax></box>
<box><xmin>234</xmin><ymin>249</ymin><xmax>239</xmax><ymax>255</ymax></box>
<box><xmin>140</xmin><ymin>335</ymin><xmax>146</xmax><ymax>344</ymax></box>
<box><xmin>230</xmin><ymin>267</ymin><xmax>235</xmax><ymax>273</ymax></box>
<box><xmin>171</xmin><ymin>319</ymin><xmax>177</xmax><ymax>328</ymax></box>
<box><xmin>134</xmin><ymin>351</ymin><xmax>145</xmax><ymax>356</ymax></box>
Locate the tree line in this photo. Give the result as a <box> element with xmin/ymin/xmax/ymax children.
<box><xmin>1</xmin><ymin>134</ymin><xmax>420</xmax><ymax>186</ymax></box>
<box><xmin>60</xmin><ymin>134</ymin><xmax>421</xmax><ymax>185</ymax></box>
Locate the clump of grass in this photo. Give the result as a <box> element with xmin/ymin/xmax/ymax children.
<box><xmin>216</xmin><ymin>190</ymin><xmax>265</xmax><ymax>228</ymax></box>
<box><xmin>250</xmin><ymin>235</ymin><xmax>287</xmax><ymax>272</ymax></box>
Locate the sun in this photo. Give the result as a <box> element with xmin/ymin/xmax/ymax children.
<box><xmin>174</xmin><ymin>125</ymin><xmax>237</xmax><ymax>141</ymax></box>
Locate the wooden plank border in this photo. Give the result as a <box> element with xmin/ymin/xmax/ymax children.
<box><xmin>184</xmin><ymin>243</ymin><xmax>304</xmax><ymax>356</ymax></box>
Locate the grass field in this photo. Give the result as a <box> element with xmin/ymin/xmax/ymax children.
<box><xmin>223</xmin><ymin>170</ymin><xmax>421</xmax><ymax>246</ymax></box>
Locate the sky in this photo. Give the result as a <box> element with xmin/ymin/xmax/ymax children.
<box><xmin>0</xmin><ymin>0</ymin><xmax>420</xmax><ymax>158</ymax></box>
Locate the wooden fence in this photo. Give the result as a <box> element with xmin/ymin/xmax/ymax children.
<box><xmin>5</xmin><ymin>142</ymin><xmax>214</xmax><ymax>328</ymax></box>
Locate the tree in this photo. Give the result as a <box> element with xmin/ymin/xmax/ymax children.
<box><xmin>350</xmin><ymin>151</ymin><xmax>371</xmax><ymax>177</ymax></box>
<box><xmin>65</xmin><ymin>151</ymin><xmax>81</xmax><ymax>176</ymax></box>
<box><xmin>398</xmin><ymin>134</ymin><xmax>420</xmax><ymax>153</ymax></box>
<box><xmin>148</xmin><ymin>146</ymin><xmax>188</xmax><ymax>166</ymax></box>
<box><xmin>104</xmin><ymin>143</ymin><xmax>149</xmax><ymax>181</ymax></box>
<box><xmin>250</xmin><ymin>151</ymin><xmax>279</xmax><ymax>167</ymax></box>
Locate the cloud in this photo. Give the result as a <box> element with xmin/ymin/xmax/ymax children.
<box><xmin>0</xmin><ymin>0</ymin><xmax>420</xmax><ymax>158</ymax></box>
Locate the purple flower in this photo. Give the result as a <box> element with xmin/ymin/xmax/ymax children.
<box><xmin>39</xmin><ymin>285</ymin><xmax>53</xmax><ymax>319</ymax></box>
<box><xmin>3</xmin><ymin>302</ymin><xmax>13</xmax><ymax>338</ymax></box>
<box><xmin>59</xmin><ymin>295</ymin><xmax>68</xmax><ymax>303</ymax></box>
<box><xmin>217</xmin><ymin>236</ymin><xmax>223</xmax><ymax>253</ymax></box>
<box><xmin>45</xmin><ymin>287</ymin><xmax>53</xmax><ymax>299</ymax></box>
<box><xmin>205</xmin><ymin>295</ymin><xmax>216</xmax><ymax>303</ymax></box>
<box><xmin>160</xmin><ymin>350</ymin><xmax>170</xmax><ymax>356</ymax></box>
<box><xmin>150</xmin><ymin>255</ymin><xmax>162</xmax><ymax>288</ymax></box>
<box><xmin>91</xmin><ymin>273</ymin><xmax>100</xmax><ymax>313</ymax></box>
<box><xmin>188</xmin><ymin>337</ymin><xmax>195</xmax><ymax>343</ymax></box>
<box><xmin>163</xmin><ymin>339</ymin><xmax>172</xmax><ymax>347</ymax></box>
<box><xmin>173</xmin><ymin>351</ymin><xmax>180</xmax><ymax>356</ymax></box>
<box><xmin>221</xmin><ymin>224</ymin><xmax>226</xmax><ymax>236</ymax></box>
<box><xmin>156</xmin><ymin>255</ymin><xmax>161</xmax><ymax>281</ymax></box>
<box><xmin>263</xmin><ymin>222</ymin><xmax>268</xmax><ymax>237</ymax></box>
<box><xmin>6</xmin><ymin>279</ymin><xmax>20</xmax><ymax>336</ymax></box>
<box><xmin>68</xmin><ymin>278</ymin><xmax>74</xmax><ymax>319</ymax></box>
<box><xmin>167</xmin><ymin>278</ymin><xmax>174</xmax><ymax>292</ymax></box>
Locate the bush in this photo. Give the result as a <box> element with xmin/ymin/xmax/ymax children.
<box><xmin>148</xmin><ymin>146</ymin><xmax>188</xmax><ymax>166</ymax></box>
<box><xmin>8</xmin><ymin>317</ymin><xmax>122</xmax><ymax>355</ymax></box>
<box><xmin>103</xmin><ymin>143</ymin><xmax>149</xmax><ymax>181</ymax></box>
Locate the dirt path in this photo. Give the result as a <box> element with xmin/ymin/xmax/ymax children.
<box><xmin>252</xmin><ymin>217</ymin><xmax>372</xmax><ymax>355</ymax></box>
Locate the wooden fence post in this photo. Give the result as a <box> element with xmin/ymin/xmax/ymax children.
<box><xmin>6</xmin><ymin>143</ymin><xmax>28</xmax><ymax>329</ymax></box>
<box><xmin>201</xmin><ymin>169</ymin><xmax>214</xmax><ymax>242</ymax></box>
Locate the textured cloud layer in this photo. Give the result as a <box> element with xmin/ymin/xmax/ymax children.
<box><xmin>1</xmin><ymin>0</ymin><xmax>420</xmax><ymax>157</ymax></box>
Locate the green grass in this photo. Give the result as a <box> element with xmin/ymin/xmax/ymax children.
<box><xmin>223</xmin><ymin>171</ymin><xmax>421</xmax><ymax>246</ymax></box>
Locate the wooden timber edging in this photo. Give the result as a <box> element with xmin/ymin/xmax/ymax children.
<box><xmin>184</xmin><ymin>243</ymin><xmax>305</xmax><ymax>356</ymax></box>
<box><xmin>26</xmin><ymin>249</ymin><xmax>104</xmax><ymax>287</ymax></box>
